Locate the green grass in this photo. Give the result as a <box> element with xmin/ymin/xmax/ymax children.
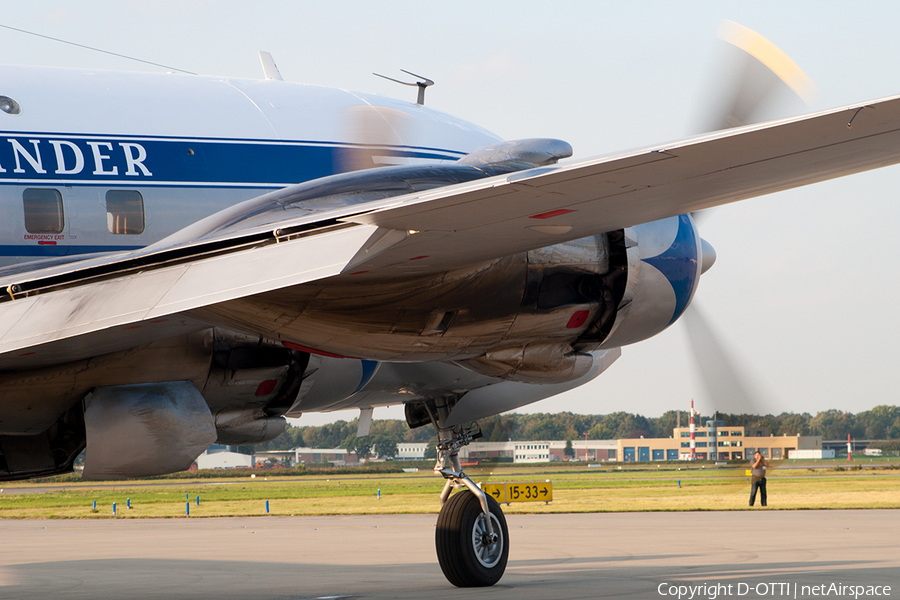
<box><xmin>2</xmin><ymin>462</ymin><xmax>898</xmax><ymax>519</ymax></box>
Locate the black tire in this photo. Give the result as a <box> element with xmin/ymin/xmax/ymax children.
<box><xmin>435</xmin><ymin>490</ymin><xmax>509</xmax><ymax>587</ymax></box>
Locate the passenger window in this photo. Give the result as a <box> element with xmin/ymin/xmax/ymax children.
<box><xmin>23</xmin><ymin>188</ymin><xmax>65</xmax><ymax>234</ymax></box>
<box><xmin>106</xmin><ymin>190</ymin><xmax>145</xmax><ymax>235</ymax></box>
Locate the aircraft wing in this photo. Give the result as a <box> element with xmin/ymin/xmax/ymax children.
<box><xmin>341</xmin><ymin>94</ymin><xmax>900</xmax><ymax>274</ymax></box>
<box><xmin>1</xmin><ymin>95</ymin><xmax>900</xmax><ymax>364</ymax></box>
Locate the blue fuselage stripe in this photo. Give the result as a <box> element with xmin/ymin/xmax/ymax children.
<box><xmin>0</xmin><ymin>133</ymin><xmax>463</xmax><ymax>186</ymax></box>
<box><xmin>0</xmin><ymin>244</ymin><xmax>142</xmax><ymax>257</ymax></box>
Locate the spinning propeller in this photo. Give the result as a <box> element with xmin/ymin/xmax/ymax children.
<box><xmin>685</xmin><ymin>21</ymin><xmax>818</xmax><ymax>475</ymax></box>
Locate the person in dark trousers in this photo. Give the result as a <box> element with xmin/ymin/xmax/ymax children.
<box><xmin>749</xmin><ymin>450</ymin><xmax>768</xmax><ymax>507</ymax></box>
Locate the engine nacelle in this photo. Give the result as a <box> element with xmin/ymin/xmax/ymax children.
<box><xmin>460</xmin><ymin>343</ymin><xmax>593</xmax><ymax>384</ymax></box>
<box><xmin>595</xmin><ymin>214</ymin><xmax>703</xmax><ymax>349</ymax></box>
<box><xmin>213</xmin><ymin>410</ymin><xmax>286</xmax><ymax>445</ymax></box>
<box><xmin>0</xmin><ymin>329</ymin><xmax>310</xmax><ymax>480</ymax></box>
<box><xmin>200</xmin><ymin>331</ymin><xmax>308</xmax><ymax>444</ymax></box>
<box><xmin>82</xmin><ymin>381</ymin><xmax>217</xmax><ymax>480</ymax></box>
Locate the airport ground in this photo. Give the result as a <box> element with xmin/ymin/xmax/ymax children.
<box><xmin>1</xmin><ymin>510</ymin><xmax>897</xmax><ymax>600</ymax></box>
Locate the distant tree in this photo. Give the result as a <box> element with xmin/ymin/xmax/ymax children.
<box><xmin>652</xmin><ymin>410</ymin><xmax>680</xmax><ymax>438</ymax></box>
<box><xmin>612</xmin><ymin>413</ymin><xmax>650</xmax><ymax>439</ymax></box>
<box><xmin>564</xmin><ymin>439</ymin><xmax>575</xmax><ymax>459</ymax></box>
<box><xmin>588</xmin><ymin>423</ymin><xmax>615</xmax><ymax>439</ymax></box>
<box><xmin>424</xmin><ymin>439</ymin><xmax>438</xmax><ymax>460</ymax></box>
<box><xmin>523</xmin><ymin>414</ymin><xmax>566</xmax><ymax>440</ymax></box>
<box><xmin>342</xmin><ymin>434</ymin><xmax>372</xmax><ymax>460</ymax></box>
<box><xmin>484</xmin><ymin>416</ymin><xmax>515</xmax><ymax>442</ymax></box>
<box><xmin>370</xmin><ymin>419</ymin><xmax>407</xmax><ymax>440</ymax></box>
<box><xmin>372</xmin><ymin>434</ymin><xmax>399</xmax><ymax>459</ymax></box>
<box><xmin>809</xmin><ymin>409</ymin><xmax>864</xmax><ymax>439</ymax></box>
<box><xmin>778</xmin><ymin>413</ymin><xmax>810</xmax><ymax>436</ymax></box>
<box><xmin>890</xmin><ymin>417</ymin><xmax>900</xmax><ymax>439</ymax></box>
<box><xmin>859</xmin><ymin>405</ymin><xmax>900</xmax><ymax>439</ymax></box>
<box><xmin>870</xmin><ymin>439</ymin><xmax>900</xmax><ymax>453</ymax></box>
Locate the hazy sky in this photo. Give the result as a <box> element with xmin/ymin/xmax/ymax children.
<box><xmin>3</xmin><ymin>1</ymin><xmax>899</xmax><ymax>425</ymax></box>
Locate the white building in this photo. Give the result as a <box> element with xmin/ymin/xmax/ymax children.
<box><xmin>195</xmin><ymin>449</ymin><xmax>253</xmax><ymax>469</ymax></box>
<box><xmin>788</xmin><ymin>449</ymin><xmax>836</xmax><ymax>459</ymax></box>
<box><xmin>461</xmin><ymin>439</ymin><xmax>617</xmax><ymax>462</ymax></box>
<box><xmin>512</xmin><ymin>442</ymin><xmax>551</xmax><ymax>463</ymax></box>
<box><xmin>397</xmin><ymin>443</ymin><xmax>428</xmax><ymax>460</ymax></box>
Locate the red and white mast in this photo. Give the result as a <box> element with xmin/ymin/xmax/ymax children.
<box><xmin>690</xmin><ymin>399</ymin><xmax>697</xmax><ymax>460</ymax></box>
<box><xmin>847</xmin><ymin>433</ymin><xmax>852</xmax><ymax>461</ymax></box>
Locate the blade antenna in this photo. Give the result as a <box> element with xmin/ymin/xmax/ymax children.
<box><xmin>373</xmin><ymin>69</ymin><xmax>434</xmax><ymax>105</ymax></box>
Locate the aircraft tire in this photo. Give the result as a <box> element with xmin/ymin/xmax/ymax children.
<box><xmin>435</xmin><ymin>489</ymin><xmax>509</xmax><ymax>587</ymax></box>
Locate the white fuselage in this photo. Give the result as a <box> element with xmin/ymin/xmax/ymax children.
<box><xmin>0</xmin><ymin>64</ymin><xmax>500</xmax><ymax>266</ymax></box>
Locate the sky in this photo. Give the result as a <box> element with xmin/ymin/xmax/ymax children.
<box><xmin>2</xmin><ymin>1</ymin><xmax>899</xmax><ymax>425</ymax></box>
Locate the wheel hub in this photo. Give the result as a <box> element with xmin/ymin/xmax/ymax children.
<box><xmin>472</xmin><ymin>513</ymin><xmax>503</xmax><ymax>568</ymax></box>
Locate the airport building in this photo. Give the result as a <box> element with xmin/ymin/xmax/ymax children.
<box><xmin>396</xmin><ymin>442</ymin><xmax>429</xmax><ymax>460</ymax></box>
<box><xmin>195</xmin><ymin>423</ymin><xmax>825</xmax><ymax>469</ymax></box>
<box><xmin>452</xmin><ymin>439</ymin><xmax>618</xmax><ymax>463</ymax></box>
<box><xmin>195</xmin><ymin>446</ymin><xmax>254</xmax><ymax>469</ymax></box>
<box><xmin>617</xmin><ymin>421</ymin><xmax>823</xmax><ymax>462</ymax></box>
<box><xmin>291</xmin><ymin>447</ymin><xmax>358</xmax><ymax>465</ymax></box>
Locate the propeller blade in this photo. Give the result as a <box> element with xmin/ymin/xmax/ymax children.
<box><xmin>680</xmin><ymin>302</ymin><xmax>766</xmax><ymax>416</ymax></box>
<box><xmin>692</xmin><ymin>22</ymin><xmax>817</xmax><ymax>224</ymax></box>
<box><xmin>701</xmin><ymin>20</ymin><xmax>817</xmax><ymax>133</ymax></box>
<box><xmin>337</xmin><ymin>104</ymin><xmax>413</xmax><ymax>173</ymax></box>
<box><xmin>681</xmin><ymin>303</ymin><xmax>788</xmax><ymax>476</ymax></box>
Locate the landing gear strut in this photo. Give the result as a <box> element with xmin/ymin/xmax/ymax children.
<box><xmin>423</xmin><ymin>399</ymin><xmax>509</xmax><ymax>587</ymax></box>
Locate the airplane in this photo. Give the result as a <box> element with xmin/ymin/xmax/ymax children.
<box><xmin>2</xmin><ymin>24</ymin><xmax>900</xmax><ymax>587</ymax></box>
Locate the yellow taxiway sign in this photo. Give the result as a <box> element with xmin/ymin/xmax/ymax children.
<box><xmin>480</xmin><ymin>482</ymin><xmax>552</xmax><ymax>504</ymax></box>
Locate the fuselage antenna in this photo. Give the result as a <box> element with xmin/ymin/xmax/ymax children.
<box><xmin>0</xmin><ymin>23</ymin><xmax>196</xmax><ymax>75</ymax></box>
<box><xmin>373</xmin><ymin>69</ymin><xmax>434</xmax><ymax>105</ymax></box>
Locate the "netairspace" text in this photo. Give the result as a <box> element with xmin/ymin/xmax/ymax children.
<box><xmin>657</xmin><ymin>583</ymin><xmax>892</xmax><ymax>600</ymax></box>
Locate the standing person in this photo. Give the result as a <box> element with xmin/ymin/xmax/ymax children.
<box><xmin>749</xmin><ymin>450</ymin><xmax>768</xmax><ymax>507</ymax></box>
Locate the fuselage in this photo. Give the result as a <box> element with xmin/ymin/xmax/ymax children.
<box><xmin>0</xmin><ymin>64</ymin><xmax>500</xmax><ymax>265</ymax></box>
<box><xmin>0</xmin><ymin>63</ymin><xmax>707</xmax><ymax>481</ymax></box>
<box><xmin>0</xmin><ymin>64</ymin><xmax>706</xmax><ymax>420</ymax></box>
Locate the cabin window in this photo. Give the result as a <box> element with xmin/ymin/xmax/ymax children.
<box><xmin>106</xmin><ymin>190</ymin><xmax>145</xmax><ymax>235</ymax></box>
<box><xmin>23</xmin><ymin>188</ymin><xmax>65</xmax><ymax>234</ymax></box>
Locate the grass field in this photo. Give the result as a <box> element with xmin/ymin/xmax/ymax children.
<box><xmin>2</xmin><ymin>460</ymin><xmax>898</xmax><ymax>519</ymax></box>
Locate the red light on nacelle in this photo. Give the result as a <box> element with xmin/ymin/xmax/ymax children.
<box><xmin>255</xmin><ymin>380</ymin><xmax>278</xmax><ymax>396</ymax></box>
<box><xmin>566</xmin><ymin>310</ymin><xmax>589</xmax><ymax>329</ymax></box>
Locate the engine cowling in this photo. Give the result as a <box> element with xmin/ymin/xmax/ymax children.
<box><xmin>200</xmin><ymin>331</ymin><xmax>308</xmax><ymax>444</ymax></box>
<box><xmin>82</xmin><ymin>381</ymin><xmax>217</xmax><ymax>480</ymax></box>
<box><xmin>593</xmin><ymin>214</ymin><xmax>704</xmax><ymax>349</ymax></box>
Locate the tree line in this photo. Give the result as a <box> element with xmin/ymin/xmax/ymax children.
<box><xmin>247</xmin><ymin>405</ymin><xmax>900</xmax><ymax>457</ymax></box>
